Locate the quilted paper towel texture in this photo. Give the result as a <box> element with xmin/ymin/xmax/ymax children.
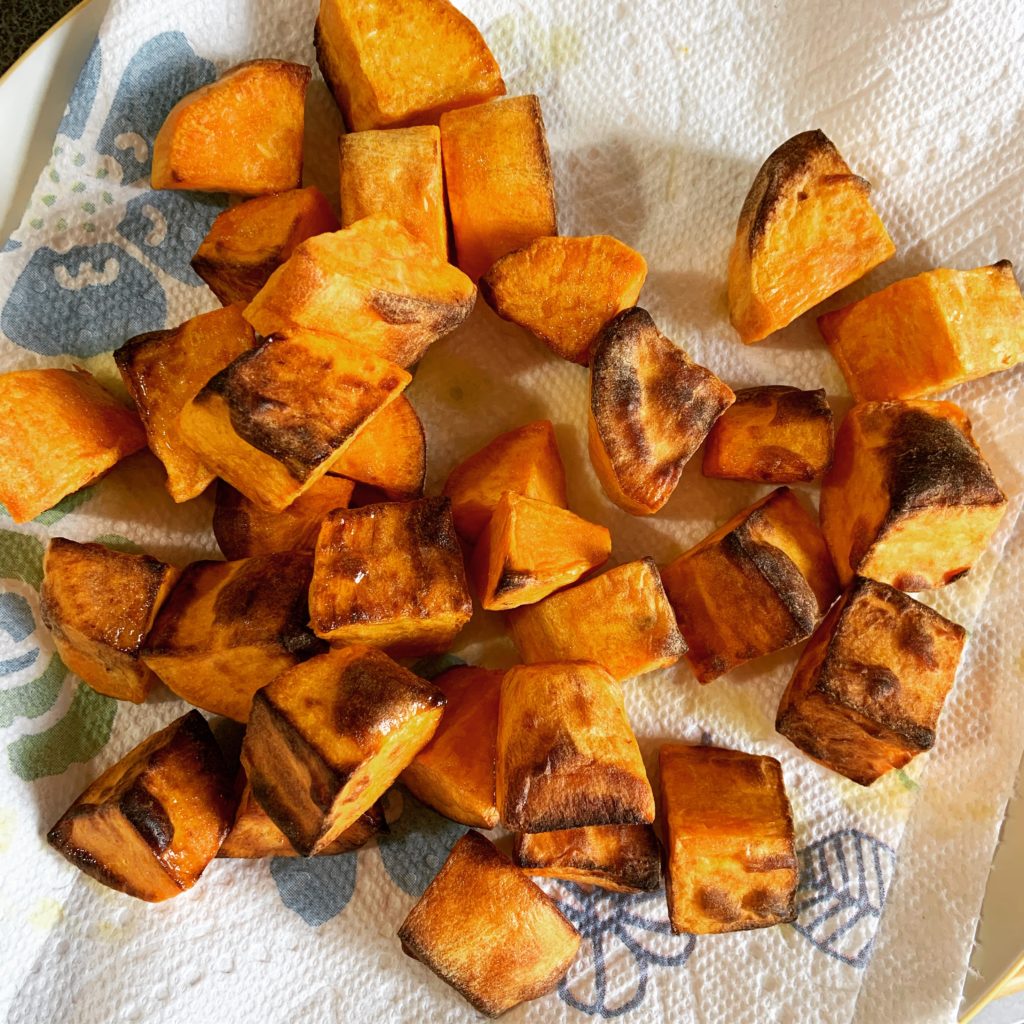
<box><xmin>0</xmin><ymin>1</ymin><xmax>1022</xmax><ymax>1023</ymax></box>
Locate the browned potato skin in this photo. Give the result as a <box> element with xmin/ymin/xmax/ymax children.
<box><xmin>702</xmin><ymin>385</ymin><xmax>834</xmax><ymax>483</ymax></box>
<box><xmin>514</xmin><ymin>824</ymin><xmax>661</xmax><ymax>894</ymax></box>
<box><xmin>142</xmin><ymin>552</ymin><xmax>325</xmax><ymax>721</ymax></box>
<box><xmin>398</xmin><ymin>831</ymin><xmax>580</xmax><ymax>1018</ymax></box>
<box><xmin>496</xmin><ymin>661</ymin><xmax>654</xmax><ymax>832</ymax></box>
<box><xmin>660</xmin><ymin>488</ymin><xmax>839</xmax><ymax>683</ymax></box>
<box><xmin>660</xmin><ymin>745</ymin><xmax>798</xmax><ymax>934</ymax></box>
<box><xmin>40</xmin><ymin>539</ymin><xmax>179</xmax><ymax>703</ymax></box>
<box><xmin>776</xmin><ymin>576</ymin><xmax>966</xmax><ymax>786</ymax></box>
<box><xmin>47</xmin><ymin>711</ymin><xmax>236</xmax><ymax>901</ymax></box>
<box><xmin>241</xmin><ymin>646</ymin><xmax>444</xmax><ymax>856</ymax></box>
<box><xmin>589</xmin><ymin>307</ymin><xmax>735</xmax><ymax>515</ymax></box>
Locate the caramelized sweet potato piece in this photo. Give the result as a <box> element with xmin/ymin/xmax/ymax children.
<box><xmin>660</xmin><ymin>488</ymin><xmax>839</xmax><ymax>683</ymax></box>
<box><xmin>399</xmin><ymin>830</ymin><xmax>580</xmax><ymax>1017</ymax></box>
<box><xmin>114</xmin><ymin>304</ymin><xmax>258</xmax><ymax>502</ymax></box>
<box><xmin>315</xmin><ymin>0</ymin><xmax>505</xmax><ymax>131</ymax></box>
<box><xmin>310</xmin><ymin>497</ymin><xmax>472</xmax><ymax>655</ymax></box>
<box><xmin>820</xmin><ymin>400</ymin><xmax>1007</xmax><ymax>590</ymax></box>
<box><xmin>728</xmin><ymin>129</ymin><xmax>895</xmax><ymax>343</ymax></box>
<box><xmin>241</xmin><ymin>645</ymin><xmax>444</xmax><ymax>855</ymax></box>
<box><xmin>589</xmin><ymin>307</ymin><xmax>735</xmax><ymax>515</ymax></box>
<box><xmin>152</xmin><ymin>59</ymin><xmax>309</xmax><ymax>194</ymax></box>
<box><xmin>191</xmin><ymin>187</ymin><xmax>339</xmax><ymax>305</ymax></box>
<box><xmin>0</xmin><ymin>368</ymin><xmax>145</xmax><ymax>523</ymax></box>
<box><xmin>776</xmin><ymin>577</ymin><xmax>966</xmax><ymax>785</ymax></box>
<box><xmin>441</xmin><ymin>95</ymin><xmax>558</xmax><ymax>281</ymax></box>
<box><xmin>819</xmin><ymin>261</ymin><xmax>1024</xmax><ymax>400</ymax></box>
<box><xmin>244</xmin><ymin>217</ymin><xmax>476</xmax><ymax>366</ymax></box>
<box><xmin>702</xmin><ymin>385</ymin><xmax>834</xmax><ymax>483</ymax></box>
<box><xmin>507</xmin><ymin>558</ymin><xmax>686</xmax><ymax>681</ymax></box>
<box><xmin>142</xmin><ymin>552</ymin><xmax>324</xmax><ymax>721</ymax></box>
<box><xmin>480</xmin><ymin>235</ymin><xmax>648</xmax><ymax>364</ymax></box>
<box><xmin>47</xmin><ymin>711</ymin><xmax>235</xmax><ymax>901</ymax></box>
<box><xmin>660</xmin><ymin>744</ymin><xmax>798</xmax><ymax>933</ymax></box>
<box><xmin>401</xmin><ymin>665</ymin><xmax>502</xmax><ymax>828</ymax></box>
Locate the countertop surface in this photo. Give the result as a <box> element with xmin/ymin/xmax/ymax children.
<box><xmin>1</xmin><ymin>0</ymin><xmax>80</xmax><ymax>74</ymax></box>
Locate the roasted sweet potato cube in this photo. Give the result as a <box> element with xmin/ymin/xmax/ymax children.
<box><xmin>241</xmin><ymin>645</ymin><xmax>444</xmax><ymax>855</ymax></box>
<box><xmin>398</xmin><ymin>831</ymin><xmax>579</xmax><ymax>1017</ymax></box>
<box><xmin>496</xmin><ymin>662</ymin><xmax>654</xmax><ymax>832</ymax></box>
<box><xmin>660</xmin><ymin>488</ymin><xmax>839</xmax><ymax>683</ymax></box>
<box><xmin>310</xmin><ymin>497</ymin><xmax>472</xmax><ymax>655</ymax></box>
<box><xmin>480</xmin><ymin>235</ymin><xmax>648</xmax><ymax>365</ymax></box>
<box><xmin>702</xmin><ymin>385</ymin><xmax>834</xmax><ymax>483</ymax></box>
<box><xmin>191</xmin><ymin>187</ymin><xmax>340</xmax><ymax>305</ymax></box>
<box><xmin>470</xmin><ymin>492</ymin><xmax>611</xmax><ymax>611</ymax></box>
<box><xmin>142</xmin><ymin>552</ymin><xmax>324</xmax><ymax>721</ymax></box>
<box><xmin>178</xmin><ymin>330</ymin><xmax>410</xmax><ymax>512</ymax></box>
<box><xmin>728</xmin><ymin>129</ymin><xmax>895</xmax><ymax>344</ymax></box>
<box><xmin>513</xmin><ymin>825</ymin><xmax>661</xmax><ymax>894</ymax></box>
<box><xmin>819</xmin><ymin>262</ymin><xmax>1024</xmax><ymax>400</ymax></box>
<box><xmin>114</xmin><ymin>304</ymin><xmax>258</xmax><ymax>502</ymax></box>
<box><xmin>401</xmin><ymin>665</ymin><xmax>502</xmax><ymax>828</ymax></box>
<box><xmin>589</xmin><ymin>307</ymin><xmax>735</xmax><ymax>515</ymax></box>
<box><xmin>47</xmin><ymin>710</ymin><xmax>235</xmax><ymax>901</ymax></box>
<box><xmin>244</xmin><ymin>217</ymin><xmax>476</xmax><ymax>366</ymax></box>
<box><xmin>443</xmin><ymin>420</ymin><xmax>568</xmax><ymax>543</ymax></box>
<box><xmin>315</xmin><ymin>0</ymin><xmax>505</xmax><ymax>131</ymax></box>
<box><xmin>441</xmin><ymin>95</ymin><xmax>558</xmax><ymax>281</ymax></box>
<box><xmin>340</xmin><ymin>127</ymin><xmax>447</xmax><ymax>258</ymax></box>
<box><xmin>776</xmin><ymin>577</ymin><xmax>966</xmax><ymax>785</ymax></box>
<box><xmin>0</xmin><ymin>368</ymin><xmax>145</xmax><ymax>523</ymax></box>
<box><xmin>820</xmin><ymin>400</ymin><xmax>1007</xmax><ymax>590</ymax></box>
<box><xmin>151</xmin><ymin>59</ymin><xmax>309</xmax><ymax>195</ymax></box>
<box><xmin>507</xmin><ymin>558</ymin><xmax>686</xmax><ymax>681</ymax></box>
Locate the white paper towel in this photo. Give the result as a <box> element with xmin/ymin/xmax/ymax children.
<box><xmin>0</xmin><ymin>1</ymin><xmax>1022</xmax><ymax>1022</ymax></box>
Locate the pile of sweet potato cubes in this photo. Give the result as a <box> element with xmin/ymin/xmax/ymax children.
<box><xmin>1</xmin><ymin>0</ymin><xmax>1022</xmax><ymax>1016</ymax></box>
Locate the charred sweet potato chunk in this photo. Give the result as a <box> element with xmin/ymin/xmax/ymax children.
<box><xmin>142</xmin><ymin>552</ymin><xmax>324</xmax><ymax>721</ymax></box>
<box><xmin>244</xmin><ymin>217</ymin><xmax>476</xmax><ymax>366</ymax></box>
<box><xmin>702</xmin><ymin>385</ymin><xmax>834</xmax><ymax>483</ymax></box>
<box><xmin>399</xmin><ymin>830</ymin><xmax>579</xmax><ymax>1017</ymax></box>
<box><xmin>443</xmin><ymin>420</ymin><xmax>568</xmax><ymax>542</ymax></box>
<box><xmin>192</xmin><ymin>187</ymin><xmax>339</xmax><ymax>305</ymax></box>
<box><xmin>589</xmin><ymin>307</ymin><xmax>735</xmax><ymax>515</ymax></box>
<box><xmin>507</xmin><ymin>558</ymin><xmax>686</xmax><ymax>681</ymax></box>
<box><xmin>514</xmin><ymin>824</ymin><xmax>661</xmax><ymax>894</ymax></box>
<box><xmin>179</xmin><ymin>329</ymin><xmax>410</xmax><ymax>512</ymax></box>
<box><xmin>315</xmin><ymin>0</ymin><xmax>505</xmax><ymax>131</ymax></box>
<box><xmin>0</xmin><ymin>368</ymin><xmax>145</xmax><ymax>523</ymax></box>
<box><xmin>728</xmin><ymin>129</ymin><xmax>895</xmax><ymax>343</ymax></box>
<box><xmin>820</xmin><ymin>400</ymin><xmax>1007</xmax><ymax>590</ymax></box>
<box><xmin>115</xmin><ymin>304</ymin><xmax>257</xmax><ymax>502</ymax></box>
<box><xmin>401</xmin><ymin>665</ymin><xmax>502</xmax><ymax>828</ymax></box>
<box><xmin>310</xmin><ymin>497</ymin><xmax>472</xmax><ymax>655</ymax></box>
<box><xmin>47</xmin><ymin>710</ymin><xmax>235</xmax><ymax>901</ymax></box>
<box><xmin>660</xmin><ymin>488</ymin><xmax>839</xmax><ymax>683</ymax></box>
<box><xmin>241</xmin><ymin>645</ymin><xmax>444</xmax><ymax>855</ymax></box>
<box><xmin>819</xmin><ymin>261</ymin><xmax>1024</xmax><ymax>400</ymax></box>
<box><xmin>441</xmin><ymin>95</ymin><xmax>558</xmax><ymax>281</ymax></box>
<box><xmin>497</xmin><ymin>662</ymin><xmax>654</xmax><ymax>832</ymax></box>
<box><xmin>152</xmin><ymin>60</ymin><xmax>309</xmax><ymax>194</ymax></box>
<box><xmin>776</xmin><ymin>577</ymin><xmax>966</xmax><ymax>785</ymax></box>
<box><xmin>480</xmin><ymin>235</ymin><xmax>648</xmax><ymax>364</ymax></box>
<box><xmin>340</xmin><ymin>127</ymin><xmax>447</xmax><ymax>258</ymax></box>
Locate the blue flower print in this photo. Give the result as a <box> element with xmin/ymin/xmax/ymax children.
<box><xmin>271</xmin><ymin>854</ymin><xmax>359</xmax><ymax>928</ymax></box>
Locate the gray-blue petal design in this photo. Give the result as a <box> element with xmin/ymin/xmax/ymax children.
<box><xmin>270</xmin><ymin>853</ymin><xmax>358</xmax><ymax>927</ymax></box>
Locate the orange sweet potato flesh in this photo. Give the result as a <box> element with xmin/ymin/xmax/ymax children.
<box><xmin>728</xmin><ymin>130</ymin><xmax>894</xmax><ymax>344</ymax></box>
<box><xmin>480</xmin><ymin>235</ymin><xmax>648</xmax><ymax>364</ymax></box>
<box><xmin>152</xmin><ymin>60</ymin><xmax>310</xmax><ymax>195</ymax></box>
<box><xmin>441</xmin><ymin>95</ymin><xmax>558</xmax><ymax>281</ymax></box>
<box><xmin>192</xmin><ymin>187</ymin><xmax>339</xmax><ymax>306</ymax></box>
<box><xmin>819</xmin><ymin>261</ymin><xmax>1024</xmax><ymax>400</ymax></box>
<box><xmin>0</xmin><ymin>368</ymin><xmax>145</xmax><ymax>523</ymax></box>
